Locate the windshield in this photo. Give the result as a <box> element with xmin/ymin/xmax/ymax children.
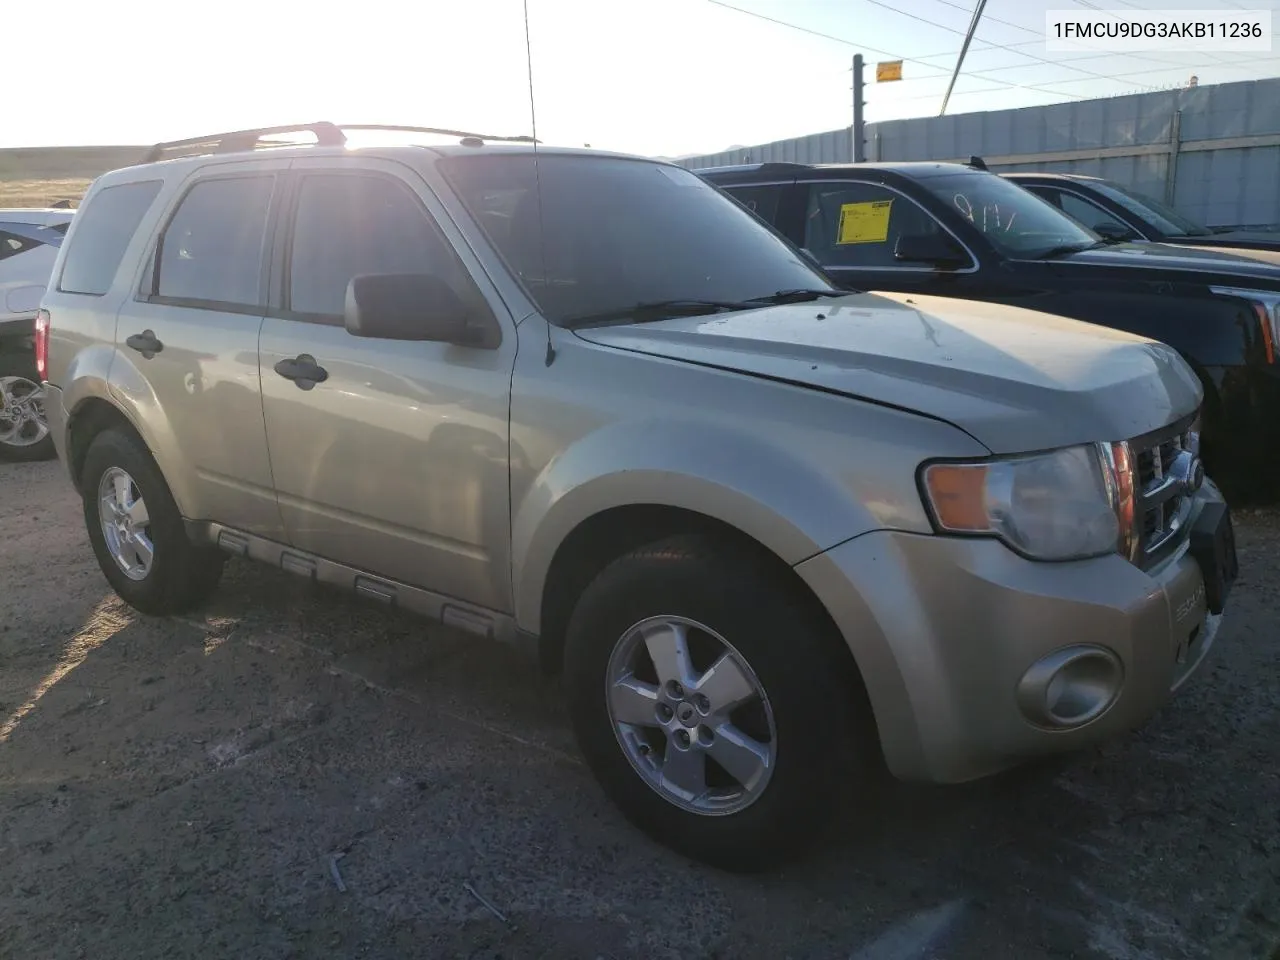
<box><xmin>438</xmin><ymin>154</ymin><xmax>835</xmax><ymax>325</ymax></box>
<box><xmin>918</xmin><ymin>171</ymin><xmax>1099</xmax><ymax>258</ymax></box>
<box><xmin>1089</xmin><ymin>180</ymin><xmax>1211</xmax><ymax>237</ymax></box>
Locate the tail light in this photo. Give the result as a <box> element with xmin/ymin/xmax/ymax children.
<box><xmin>1209</xmin><ymin>286</ymin><xmax>1279</xmax><ymax>364</ymax></box>
<box><xmin>1247</xmin><ymin>301</ymin><xmax>1275</xmax><ymax>364</ymax></box>
<box><xmin>34</xmin><ymin>309</ymin><xmax>50</xmax><ymax>382</ymax></box>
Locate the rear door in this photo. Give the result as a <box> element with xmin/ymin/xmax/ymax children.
<box><xmin>114</xmin><ymin>159</ymin><xmax>288</xmax><ymax>538</ymax></box>
<box><xmin>258</xmin><ymin>156</ymin><xmax>517</xmax><ymax>611</ymax></box>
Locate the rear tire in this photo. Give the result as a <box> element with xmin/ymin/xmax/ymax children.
<box><xmin>81</xmin><ymin>428</ymin><xmax>225</xmax><ymax>615</ymax></box>
<box><xmin>563</xmin><ymin>534</ymin><xmax>874</xmax><ymax>872</ymax></box>
<box><xmin>0</xmin><ymin>353</ymin><xmax>55</xmax><ymax>462</ymax></box>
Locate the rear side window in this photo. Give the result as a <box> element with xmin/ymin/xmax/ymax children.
<box><xmin>155</xmin><ymin>176</ymin><xmax>275</xmax><ymax>307</ymax></box>
<box><xmin>58</xmin><ymin>181</ymin><xmax>162</xmax><ymax>295</ymax></box>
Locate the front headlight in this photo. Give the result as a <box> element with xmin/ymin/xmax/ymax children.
<box><xmin>920</xmin><ymin>444</ymin><xmax>1131</xmax><ymax>561</ymax></box>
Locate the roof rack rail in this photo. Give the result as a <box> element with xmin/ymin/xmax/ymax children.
<box><xmin>337</xmin><ymin>124</ymin><xmax>537</xmax><ymax>145</ymax></box>
<box><xmin>143</xmin><ymin>122</ymin><xmax>347</xmax><ymax>164</ymax></box>
<box><xmin>142</xmin><ymin>121</ymin><xmax>538</xmax><ymax>164</ymax></box>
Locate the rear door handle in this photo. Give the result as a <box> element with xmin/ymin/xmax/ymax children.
<box><xmin>273</xmin><ymin>354</ymin><xmax>329</xmax><ymax>390</ymax></box>
<box><xmin>125</xmin><ymin>330</ymin><xmax>163</xmax><ymax>357</ymax></box>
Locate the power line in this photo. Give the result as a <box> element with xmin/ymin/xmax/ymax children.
<box><xmin>894</xmin><ymin>54</ymin><xmax>1280</xmax><ymax>101</ymax></box>
<box><xmin>929</xmin><ymin>0</ymin><xmax>1208</xmax><ymax>71</ymax></box>
<box><xmin>858</xmin><ymin>0</ymin><xmax>1159</xmax><ymax>90</ymax></box>
<box><xmin>702</xmin><ymin>0</ymin><xmax>1130</xmax><ymax>96</ymax></box>
<box><xmin>701</xmin><ymin>0</ymin><xmax>1276</xmax><ymax>103</ymax></box>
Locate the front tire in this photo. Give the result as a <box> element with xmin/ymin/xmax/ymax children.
<box><xmin>81</xmin><ymin>428</ymin><xmax>225</xmax><ymax>615</ymax></box>
<box><xmin>563</xmin><ymin>535</ymin><xmax>873</xmax><ymax>872</ymax></box>
<box><xmin>0</xmin><ymin>353</ymin><xmax>55</xmax><ymax>462</ymax></box>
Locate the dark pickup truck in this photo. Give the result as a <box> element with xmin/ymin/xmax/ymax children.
<box><xmin>698</xmin><ymin>161</ymin><xmax>1280</xmax><ymax>495</ymax></box>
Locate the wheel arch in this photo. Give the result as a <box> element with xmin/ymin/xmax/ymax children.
<box><xmin>529</xmin><ymin>501</ymin><xmax>881</xmax><ymax>763</ymax></box>
<box><xmin>66</xmin><ymin>396</ymin><xmax>146</xmax><ymax>493</ymax></box>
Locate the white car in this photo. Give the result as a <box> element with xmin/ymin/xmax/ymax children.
<box><xmin>1</xmin><ymin>208</ymin><xmax>74</xmax><ymax>460</ymax></box>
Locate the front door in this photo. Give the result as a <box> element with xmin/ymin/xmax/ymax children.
<box><xmin>795</xmin><ymin>179</ymin><xmax>976</xmax><ymax>296</ymax></box>
<box><xmin>258</xmin><ymin>157</ymin><xmax>517</xmax><ymax>612</ymax></box>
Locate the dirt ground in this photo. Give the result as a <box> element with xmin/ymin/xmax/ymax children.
<box><xmin>2</xmin><ymin>459</ymin><xmax>1278</xmax><ymax>960</ymax></box>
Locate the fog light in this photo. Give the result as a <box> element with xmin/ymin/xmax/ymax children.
<box><xmin>1016</xmin><ymin>645</ymin><xmax>1124</xmax><ymax>729</ymax></box>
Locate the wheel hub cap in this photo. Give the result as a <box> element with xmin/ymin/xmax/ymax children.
<box><xmin>605</xmin><ymin>615</ymin><xmax>777</xmax><ymax>816</ymax></box>
<box><xmin>0</xmin><ymin>375</ymin><xmax>48</xmax><ymax>448</ymax></box>
<box><xmin>97</xmin><ymin>466</ymin><xmax>154</xmax><ymax>581</ymax></box>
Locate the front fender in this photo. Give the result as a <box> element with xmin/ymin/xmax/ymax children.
<box><xmin>512</xmin><ymin>418</ymin><xmax>908</xmax><ymax>634</ymax></box>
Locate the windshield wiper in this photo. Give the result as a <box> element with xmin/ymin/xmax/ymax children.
<box><xmin>562</xmin><ymin>299</ymin><xmax>751</xmax><ymax>329</ymax></box>
<box><xmin>743</xmin><ymin>288</ymin><xmax>845</xmax><ymax>305</ymax></box>
<box><xmin>1036</xmin><ymin>240</ymin><xmax>1109</xmax><ymax>259</ymax></box>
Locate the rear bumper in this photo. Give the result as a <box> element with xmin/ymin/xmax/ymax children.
<box><xmin>795</xmin><ymin>491</ymin><xmax>1226</xmax><ymax>784</ymax></box>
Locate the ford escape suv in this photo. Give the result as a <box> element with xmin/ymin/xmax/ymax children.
<box><xmin>39</xmin><ymin>123</ymin><xmax>1239</xmax><ymax>871</ymax></box>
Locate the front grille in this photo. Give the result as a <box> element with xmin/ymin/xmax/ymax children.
<box><xmin>1131</xmin><ymin>414</ymin><xmax>1199</xmax><ymax>568</ymax></box>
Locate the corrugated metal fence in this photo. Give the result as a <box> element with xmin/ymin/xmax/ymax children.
<box><xmin>676</xmin><ymin>77</ymin><xmax>1280</xmax><ymax>229</ymax></box>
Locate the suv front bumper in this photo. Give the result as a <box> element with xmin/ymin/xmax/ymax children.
<box><xmin>795</xmin><ymin>490</ymin><xmax>1230</xmax><ymax>785</ymax></box>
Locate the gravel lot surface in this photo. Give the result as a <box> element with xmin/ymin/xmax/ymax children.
<box><xmin>2</xmin><ymin>459</ymin><xmax>1277</xmax><ymax>960</ymax></box>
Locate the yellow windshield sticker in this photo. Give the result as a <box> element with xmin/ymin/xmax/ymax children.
<box><xmin>837</xmin><ymin>200</ymin><xmax>893</xmax><ymax>244</ymax></box>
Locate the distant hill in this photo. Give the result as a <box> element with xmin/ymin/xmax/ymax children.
<box><xmin>0</xmin><ymin>145</ymin><xmax>146</xmax><ymax>181</ymax></box>
<box><xmin>0</xmin><ymin>146</ymin><xmax>147</xmax><ymax>208</ymax></box>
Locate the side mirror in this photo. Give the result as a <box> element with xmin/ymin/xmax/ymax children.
<box><xmin>343</xmin><ymin>273</ymin><xmax>485</xmax><ymax>345</ymax></box>
<box><xmin>894</xmin><ymin>232</ymin><xmax>968</xmax><ymax>268</ymax></box>
<box><xmin>1094</xmin><ymin>221</ymin><xmax>1135</xmax><ymax>241</ymax></box>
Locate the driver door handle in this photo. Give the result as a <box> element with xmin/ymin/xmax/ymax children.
<box><xmin>273</xmin><ymin>354</ymin><xmax>329</xmax><ymax>390</ymax></box>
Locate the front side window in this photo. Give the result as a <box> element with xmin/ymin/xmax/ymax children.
<box><xmin>156</xmin><ymin>176</ymin><xmax>274</xmax><ymax>307</ymax></box>
<box><xmin>919</xmin><ymin>172</ymin><xmax>1098</xmax><ymax>258</ymax></box>
<box><xmin>802</xmin><ymin>181</ymin><xmax>962</xmax><ymax>269</ymax></box>
<box><xmin>1090</xmin><ymin>180</ymin><xmax>1211</xmax><ymax>237</ymax></box>
<box><xmin>288</xmin><ymin>174</ymin><xmax>467</xmax><ymax>319</ymax></box>
<box><xmin>439</xmin><ymin>155</ymin><xmax>832</xmax><ymax>325</ymax></box>
<box><xmin>1041</xmin><ymin>189</ymin><xmax>1135</xmax><ymax>236</ymax></box>
<box><xmin>58</xmin><ymin>180</ymin><xmax>161</xmax><ymax>296</ymax></box>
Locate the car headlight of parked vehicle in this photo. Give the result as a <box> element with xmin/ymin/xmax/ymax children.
<box><xmin>920</xmin><ymin>443</ymin><xmax>1140</xmax><ymax>562</ymax></box>
<box><xmin>1209</xmin><ymin>286</ymin><xmax>1280</xmax><ymax>364</ymax></box>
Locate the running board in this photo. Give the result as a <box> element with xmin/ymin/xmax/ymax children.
<box><xmin>186</xmin><ymin>520</ymin><xmax>523</xmax><ymax>650</ymax></box>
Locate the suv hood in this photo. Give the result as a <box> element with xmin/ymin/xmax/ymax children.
<box><xmin>572</xmin><ymin>292</ymin><xmax>1201</xmax><ymax>454</ymax></box>
<box><xmin>1177</xmin><ymin>243</ymin><xmax>1280</xmax><ymax>268</ymax></box>
<box><xmin>1174</xmin><ymin>230</ymin><xmax>1280</xmax><ymax>252</ymax></box>
<box><xmin>1053</xmin><ymin>241</ymin><xmax>1280</xmax><ymax>286</ymax></box>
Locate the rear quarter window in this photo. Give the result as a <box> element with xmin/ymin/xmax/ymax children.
<box><xmin>58</xmin><ymin>180</ymin><xmax>163</xmax><ymax>296</ymax></box>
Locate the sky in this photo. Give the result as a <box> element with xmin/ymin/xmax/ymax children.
<box><xmin>6</xmin><ymin>0</ymin><xmax>1280</xmax><ymax>157</ymax></box>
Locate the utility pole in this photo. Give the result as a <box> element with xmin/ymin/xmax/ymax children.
<box><xmin>939</xmin><ymin>0</ymin><xmax>988</xmax><ymax>116</ymax></box>
<box><xmin>851</xmin><ymin>53</ymin><xmax>866</xmax><ymax>163</ymax></box>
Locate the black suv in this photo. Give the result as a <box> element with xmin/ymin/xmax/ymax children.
<box><xmin>698</xmin><ymin>161</ymin><xmax>1280</xmax><ymax>494</ymax></box>
<box><xmin>1003</xmin><ymin>171</ymin><xmax>1280</xmax><ymax>253</ymax></box>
